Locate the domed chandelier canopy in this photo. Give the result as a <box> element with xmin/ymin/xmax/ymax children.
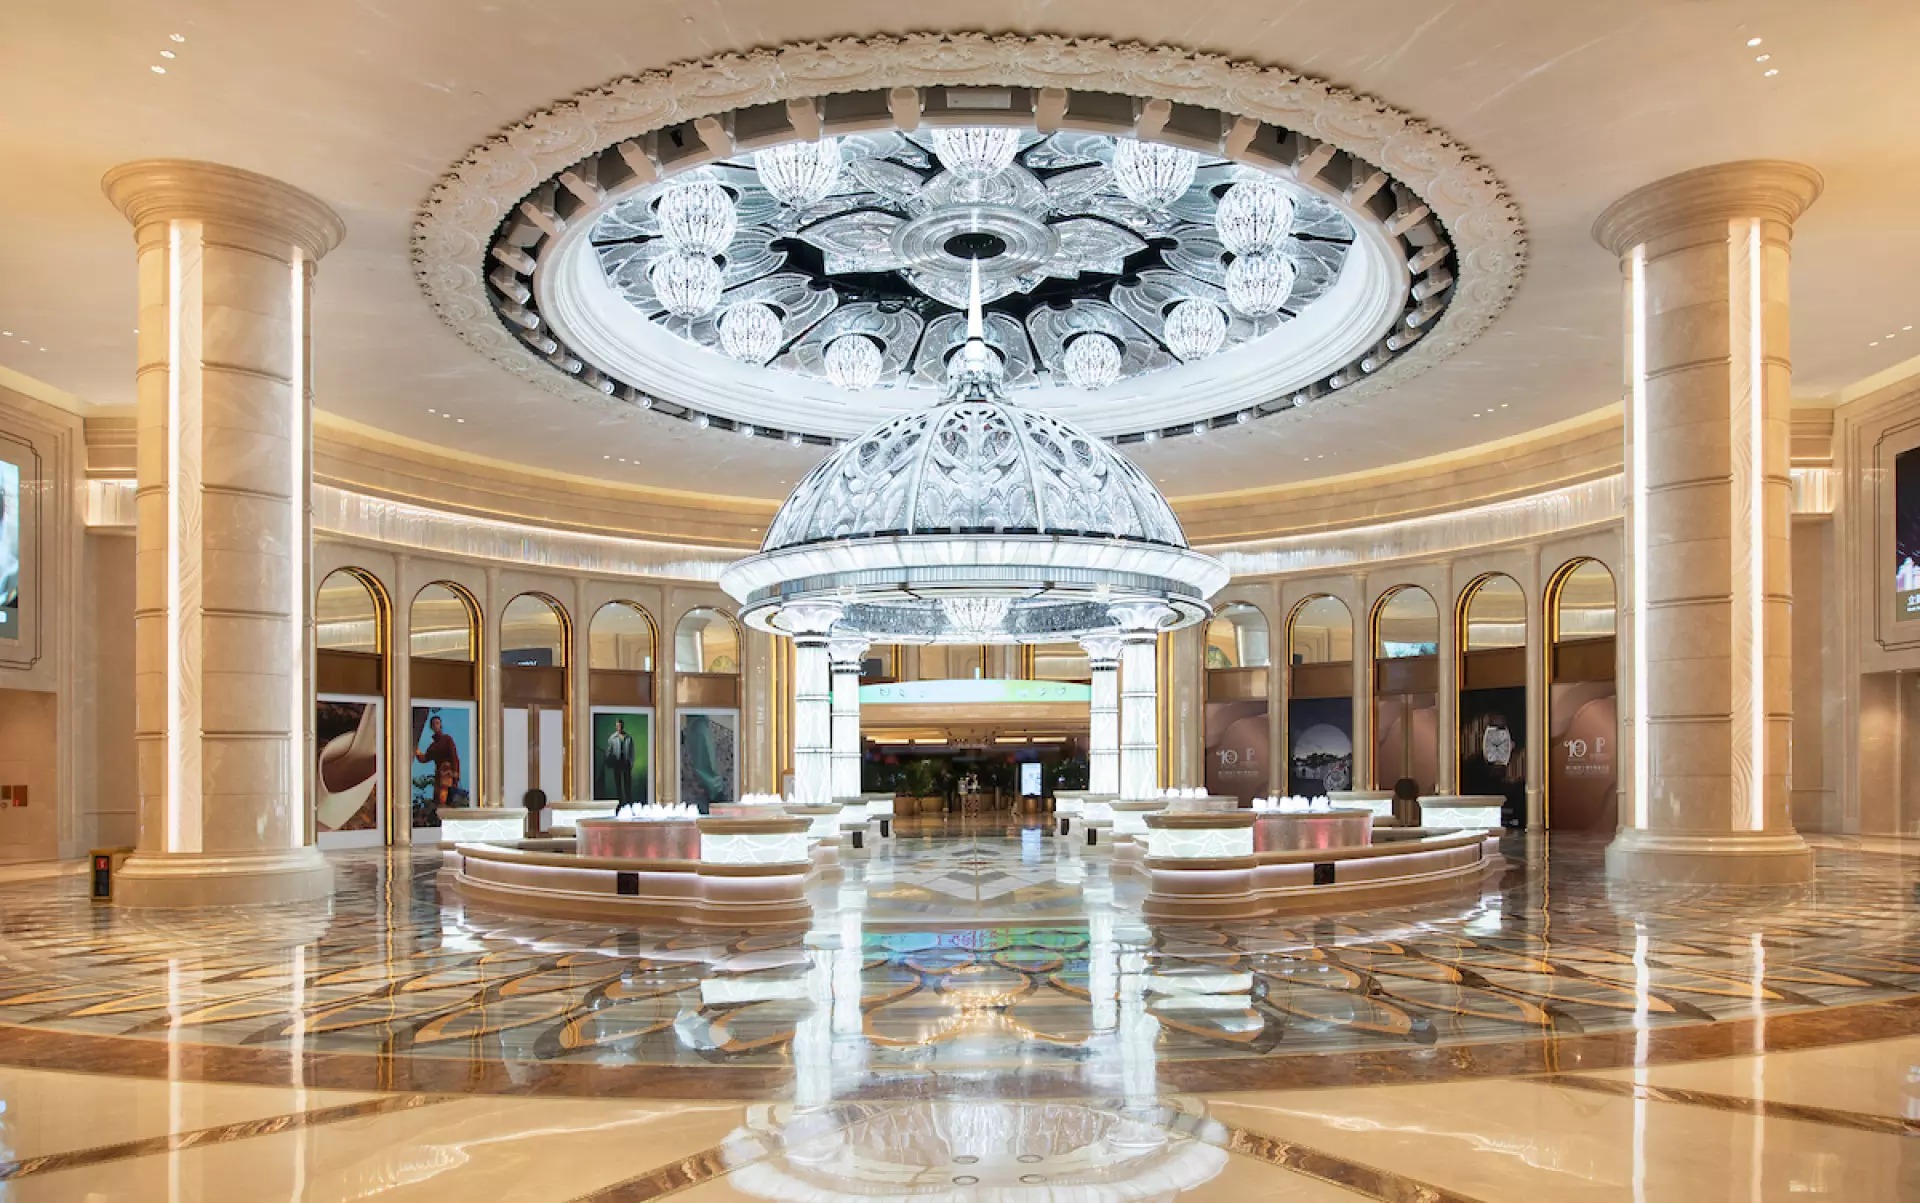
<box><xmin>720</xmin><ymin>264</ymin><xmax>1227</xmax><ymax>645</ymax></box>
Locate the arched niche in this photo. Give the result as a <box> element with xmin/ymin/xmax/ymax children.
<box><xmin>588</xmin><ymin>601</ymin><xmax>657</xmax><ymax>809</ymax></box>
<box><xmin>1545</xmin><ymin>559</ymin><xmax>1619</xmax><ymax>831</ymax></box>
<box><xmin>675</xmin><ymin>606</ymin><xmax>741</xmax><ymax>809</ymax></box>
<box><xmin>315</xmin><ymin>568</ymin><xmax>391</xmax><ymax>847</ymax></box>
<box><xmin>501</xmin><ymin>593</ymin><xmax>570</xmax><ymax>805</ymax></box>
<box><xmin>1456</xmin><ymin>574</ymin><xmax>1527</xmax><ymax>825</ymax></box>
<box><xmin>1371</xmin><ymin>586</ymin><xmax>1439</xmax><ymax>794</ymax></box>
<box><xmin>407</xmin><ymin>582</ymin><xmax>481</xmax><ymax>834</ymax></box>
<box><xmin>1284</xmin><ymin>595</ymin><xmax>1355</xmax><ymax>796</ymax></box>
<box><xmin>1203</xmin><ymin>601</ymin><xmax>1272</xmax><ymax>801</ymax></box>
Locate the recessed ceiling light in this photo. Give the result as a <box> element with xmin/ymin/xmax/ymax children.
<box><xmin>1905</xmin><ymin>325</ymin><xmax>1914</xmax><ymax>331</ymax></box>
<box><xmin>170</xmin><ymin>32</ymin><xmax>185</xmax><ymax>42</ymax></box>
<box><xmin>151</xmin><ymin>65</ymin><xmax>166</xmax><ymax>74</ymax></box>
<box><xmin>1889</xmin><ymin>333</ymin><xmax>1900</xmax><ymax>339</ymax></box>
<box><xmin>1755</xmin><ymin>54</ymin><xmax>1770</xmax><ymax>62</ymax></box>
<box><xmin>1764</xmin><ymin>69</ymin><xmax>1778</xmax><ymax>77</ymax></box>
<box><xmin>455</xmin><ymin>417</ymin><xmax>465</xmax><ymax>423</ymax></box>
<box><xmin>160</xmin><ymin>50</ymin><xmax>176</xmax><ymax>59</ymax></box>
<box><xmin>1500</xmin><ymin>402</ymin><xmax>1509</xmax><ymax>408</ymax></box>
<box><xmin>1871</xmin><ymin>341</ymin><xmax>1881</xmax><ymax>347</ymax></box>
<box><xmin>1</xmin><ymin>332</ymin><xmax>10</xmax><ymax>337</ymax></box>
<box><xmin>1747</xmin><ymin>36</ymin><xmax>1763</xmax><ymax>47</ymax></box>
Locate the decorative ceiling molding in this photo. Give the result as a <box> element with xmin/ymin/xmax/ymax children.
<box><xmin>412</xmin><ymin>32</ymin><xmax>1526</xmax><ymax>441</ymax></box>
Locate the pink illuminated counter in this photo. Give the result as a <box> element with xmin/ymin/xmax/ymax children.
<box><xmin>1253</xmin><ymin>809</ymin><xmax>1373</xmax><ymax>853</ymax></box>
<box><xmin>576</xmin><ymin>817</ymin><xmax>700</xmax><ymax>861</ymax></box>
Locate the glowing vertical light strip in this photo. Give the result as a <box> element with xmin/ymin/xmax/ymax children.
<box><xmin>1746</xmin><ymin>218</ymin><xmax>1767</xmax><ymax>833</ymax></box>
<box><xmin>289</xmin><ymin>253</ymin><xmax>308</xmax><ymax>848</ymax></box>
<box><xmin>165</xmin><ymin>222</ymin><xmax>186</xmax><ymax>853</ymax></box>
<box><xmin>1629</xmin><ymin>245</ymin><xmax>1650</xmax><ymax>829</ymax></box>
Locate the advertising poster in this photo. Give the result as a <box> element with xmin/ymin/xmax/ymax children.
<box><xmin>1548</xmin><ymin>681</ymin><xmax>1617</xmax><ymax>830</ymax></box>
<box><xmin>1897</xmin><ymin>447</ymin><xmax>1920</xmax><ymax>622</ymax></box>
<box><xmin>679</xmin><ymin>709</ymin><xmax>738</xmax><ymax>812</ymax></box>
<box><xmin>1205</xmin><ymin>698</ymin><xmax>1270</xmax><ymax>803</ymax></box>
<box><xmin>591</xmin><ymin>708</ymin><xmax>652</xmax><ymax>811</ymax></box>
<box><xmin>316</xmin><ymin>695</ymin><xmax>382</xmax><ymax>839</ymax></box>
<box><xmin>409</xmin><ymin>700</ymin><xmax>474</xmax><ymax>828</ymax></box>
<box><xmin>0</xmin><ymin>459</ymin><xmax>17</xmax><ymax>637</ymax></box>
<box><xmin>1459</xmin><ymin>685</ymin><xmax>1527</xmax><ymax>827</ymax></box>
<box><xmin>1286</xmin><ymin>696</ymin><xmax>1353</xmax><ymax>795</ymax></box>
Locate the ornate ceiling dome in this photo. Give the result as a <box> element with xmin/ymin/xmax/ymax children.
<box><xmin>761</xmin><ymin>397</ymin><xmax>1187</xmax><ymax>551</ymax></box>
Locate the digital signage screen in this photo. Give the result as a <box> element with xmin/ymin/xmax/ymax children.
<box><xmin>1897</xmin><ymin>446</ymin><xmax>1920</xmax><ymax>623</ymax></box>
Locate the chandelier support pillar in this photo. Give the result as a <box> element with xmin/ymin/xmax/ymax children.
<box><xmin>1081</xmin><ymin>633</ymin><xmax>1123</xmax><ymax>796</ymax></box>
<box><xmin>829</xmin><ymin>634</ymin><xmax>869</xmax><ymax>800</ymax></box>
<box><xmin>1112</xmin><ymin>603</ymin><xmax>1173</xmax><ymax>801</ymax></box>
<box><xmin>783</xmin><ymin>603</ymin><xmax>843</xmax><ymax>806</ymax></box>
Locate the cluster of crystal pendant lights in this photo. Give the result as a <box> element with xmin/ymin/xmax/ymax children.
<box><xmin>656</xmin><ymin>130</ymin><xmax>1302</xmax><ymax>394</ymax></box>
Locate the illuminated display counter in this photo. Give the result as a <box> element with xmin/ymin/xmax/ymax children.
<box><xmin>435</xmin><ymin>807</ymin><xmax>525</xmax><ymax>844</ymax></box>
<box><xmin>440</xmin><ymin>814</ymin><xmax>814</xmax><ymax>926</ymax></box>
<box><xmin>1253</xmin><ymin>809</ymin><xmax>1373</xmax><ymax>853</ymax></box>
<box><xmin>1328</xmin><ymin>791</ymin><xmax>1398</xmax><ymax>823</ymax></box>
<box><xmin>1418</xmin><ymin>795</ymin><xmax>1506</xmax><ymax>831</ymax></box>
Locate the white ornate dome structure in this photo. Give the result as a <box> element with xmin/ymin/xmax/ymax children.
<box><xmin>721</xmin><ymin>270</ymin><xmax>1227</xmax><ymax>643</ymax></box>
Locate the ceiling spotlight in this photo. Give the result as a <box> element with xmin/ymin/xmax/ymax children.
<box><xmin>1764</xmin><ymin>69</ymin><xmax>1778</xmax><ymax>77</ymax></box>
<box><xmin>823</xmin><ymin>333</ymin><xmax>884</xmax><ymax>390</ymax></box>
<box><xmin>1755</xmin><ymin>53</ymin><xmax>1771</xmax><ymax>62</ymax></box>
<box><xmin>1062</xmin><ymin>332</ymin><xmax>1122</xmax><ymax>390</ymax></box>
<box><xmin>1236</xmin><ymin>411</ymin><xmax>1251</xmax><ymax>424</ymax></box>
<box><xmin>932</xmin><ymin>127</ymin><xmax>1020</xmax><ymax>182</ymax></box>
<box><xmin>1163</xmin><ymin>299</ymin><xmax>1226</xmax><ymax>362</ymax></box>
<box><xmin>693</xmin><ymin>414</ymin><xmax>711</xmax><ymax>429</ymax></box>
<box><xmin>737</xmin><ymin>423</ymin><xmax>755</xmax><ymax>437</ymax></box>
<box><xmin>648</xmin><ymin>251</ymin><xmax>723</xmax><ymax>317</ymax></box>
<box><xmin>1111</xmin><ymin>140</ymin><xmax>1200</xmax><ymax>210</ymax></box>
<box><xmin>755</xmin><ymin>139</ymin><xmax>843</xmax><ymax>208</ymax></box>
<box><xmin>170</xmin><ymin>32</ymin><xmax>185</xmax><ymax>42</ymax></box>
<box><xmin>1747</xmin><ymin>36</ymin><xmax>1762</xmax><ymax>46</ymax></box>
<box><xmin>787</xmin><ymin>432</ymin><xmax>803</xmax><ymax>447</ymax></box>
<box><xmin>719</xmin><ymin>301</ymin><xmax>782</xmax><ymax>363</ymax></box>
<box><xmin>1142</xmin><ymin>429</ymin><xmax>1159</xmax><ymax>443</ymax></box>
<box><xmin>1225</xmin><ymin>252</ymin><xmax>1298</xmax><ymax>317</ymax></box>
<box><xmin>160</xmin><ymin>50</ymin><xmax>175</xmax><ymax>59</ymax></box>
<box><xmin>656</xmin><ymin>181</ymin><xmax>737</xmax><ymax>255</ymax></box>
<box><xmin>151</xmin><ymin>65</ymin><xmax>166</xmax><ymax>74</ymax></box>
<box><xmin>1215</xmin><ymin>178</ymin><xmax>1296</xmax><ymax>257</ymax></box>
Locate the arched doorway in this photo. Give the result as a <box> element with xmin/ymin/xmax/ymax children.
<box><xmin>1284</xmin><ymin>595</ymin><xmax>1354</xmax><ymax>795</ymax></box>
<box><xmin>1371</xmin><ymin>586</ymin><xmax>1440</xmax><ymax>794</ymax></box>
<box><xmin>501</xmin><ymin>593</ymin><xmax>570</xmax><ymax>805</ymax></box>
<box><xmin>588</xmin><ymin>601</ymin><xmax>656</xmax><ymax>810</ymax></box>
<box><xmin>675</xmin><ymin>607</ymin><xmax>741</xmax><ymax>810</ymax></box>
<box><xmin>1456</xmin><ymin>573</ymin><xmax>1526</xmax><ymax>827</ymax></box>
<box><xmin>1204</xmin><ymin>602</ymin><xmax>1271</xmax><ymax>802</ymax></box>
<box><xmin>315</xmin><ymin>568</ymin><xmax>390</xmax><ymax>848</ymax></box>
<box><xmin>407</xmin><ymin>582</ymin><xmax>479</xmax><ymax>835</ymax></box>
<box><xmin>1546</xmin><ymin>559</ymin><xmax>1619</xmax><ymax>830</ymax></box>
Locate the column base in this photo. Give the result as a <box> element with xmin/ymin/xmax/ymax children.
<box><xmin>113</xmin><ymin>847</ymin><xmax>334</xmax><ymax>908</ymax></box>
<box><xmin>1604</xmin><ymin>829</ymin><xmax>1813</xmax><ymax>885</ymax></box>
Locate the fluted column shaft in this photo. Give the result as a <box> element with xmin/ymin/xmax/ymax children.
<box><xmin>829</xmin><ymin>634</ymin><xmax>869</xmax><ymax>800</ymax></box>
<box><xmin>1081</xmin><ymin>633</ymin><xmax>1123</xmax><ymax>796</ymax></box>
<box><xmin>1593</xmin><ymin>160</ymin><xmax>1819</xmax><ymax>884</ymax></box>
<box><xmin>782</xmin><ymin>603</ymin><xmax>842</xmax><ymax>805</ymax></box>
<box><xmin>1111</xmin><ymin>604</ymin><xmax>1171</xmax><ymax>801</ymax></box>
<box><xmin>105</xmin><ymin>160</ymin><xmax>344</xmax><ymax>906</ymax></box>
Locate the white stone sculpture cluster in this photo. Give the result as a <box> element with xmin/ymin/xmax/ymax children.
<box><xmin>614</xmin><ymin>803</ymin><xmax>702</xmax><ymax>821</ymax></box>
<box><xmin>1252</xmin><ymin>795</ymin><xmax>1334</xmax><ymax>812</ymax></box>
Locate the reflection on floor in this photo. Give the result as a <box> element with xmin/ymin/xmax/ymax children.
<box><xmin>0</xmin><ymin>830</ymin><xmax>1916</xmax><ymax>1198</ymax></box>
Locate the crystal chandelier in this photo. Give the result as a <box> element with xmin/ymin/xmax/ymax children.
<box><xmin>941</xmin><ymin>596</ymin><xmax>1013</xmax><ymax>638</ymax></box>
<box><xmin>1111</xmin><ymin>140</ymin><xmax>1199</xmax><ymax>210</ymax></box>
<box><xmin>755</xmin><ymin>139</ymin><xmax>842</xmax><ymax>208</ymax></box>
<box><xmin>823</xmin><ymin>333</ymin><xmax>884</xmax><ymax>390</ymax></box>
<box><xmin>1215</xmin><ymin>179</ymin><xmax>1296</xmax><ymax>257</ymax></box>
<box><xmin>932</xmin><ymin>127</ymin><xmax>1020</xmax><ymax>182</ymax></box>
<box><xmin>649</xmin><ymin>250</ymin><xmax>724</xmax><ymax>317</ymax></box>
<box><xmin>1224</xmin><ymin>252</ymin><xmax>1298</xmax><ymax>317</ymax></box>
<box><xmin>656</xmin><ymin>181</ymin><xmax>737</xmax><ymax>255</ymax></box>
<box><xmin>1164</xmin><ymin>299</ymin><xmax>1227</xmax><ymax>361</ymax></box>
<box><xmin>1062</xmin><ymin>332</ymin><xmax>1122</xmax><ymax>390</ymax></box>
<box><xmin>719</xmin><ymin>302</ymin><xmax>782</xmax><ymax>363</ymax></box>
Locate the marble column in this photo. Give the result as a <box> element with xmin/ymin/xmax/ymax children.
<box><xmin>1111</xmin><ymin>603</ymin><xmax>1172</xmax><ymax>801</ymax></box>
<box><xmin>828</xmin><ymin>633</ymin><xmax>869</xmax><ymax>800</ymax></box>
<box><xmin>1080</xmin><ymin>633</ymin><xmax>1123</xmax><ymax>796</ymax></box>
<box><xmin>104</xmin><ymin>160</ymin><xmax>344</xmax><ymax>906</ymax></box>
<box><xmin>1592</xmin><ymin>160</ymin><xmax>1820</xmax><ymax>884</ymax></box>
<box><xmin>782</xmin><ymin>602</ymin><xmax>843</xmax><ymax>805</ymax></box>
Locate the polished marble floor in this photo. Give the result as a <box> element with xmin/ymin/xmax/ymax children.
<box><xmin>0</xmin><ymin>828</ymin><xmax>1917</xmax><ymax>1198</ymax></box>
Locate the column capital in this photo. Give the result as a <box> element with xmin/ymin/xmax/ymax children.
<box><xmin>776</xmin><ymin>601</ymin><xmax>844</xmax><ymax>638</ymax></box>
<box><xmin>1592</xmin><ymin>159</ymin><xmax>1822</xmax><ymax>258</ymax></box>
<box><xmin>1079</xmin><ymin>632</ymin><xmax>1124</xmax><ymax>664</ymax></box>
<box><xmin>103</xmin><ymin>159</ymin><xmax>346</xmax><ymax>260</ymax></box>
<box><xmin>1107</xmin><ymin>601</ymin><xmax>1173</xmax><ymax>635</ymax></box>
<box><xmin>827</xmin><ymin>633</ymin><xmax>870</xmax><ymax>667</ymax></box>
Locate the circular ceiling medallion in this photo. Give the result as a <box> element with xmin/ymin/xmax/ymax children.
<box><xmin>413</xmin><ymin>33</ymin><xmax>1526</xmax><ymax>448</ymax></box>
